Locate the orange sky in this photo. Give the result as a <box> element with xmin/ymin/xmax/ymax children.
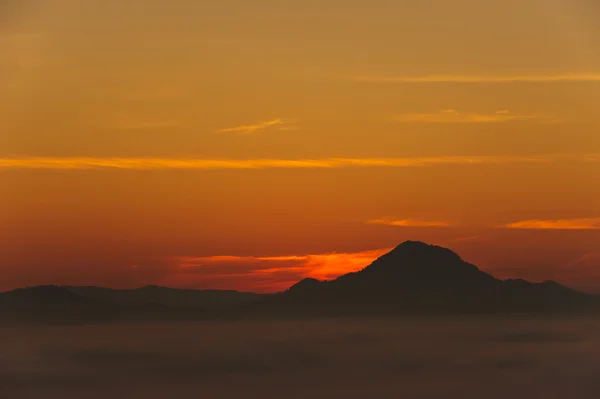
<box><xmin>1</xmin><ymin>0</ymin><xmax>600</xmax><ymax>293</ymax></box>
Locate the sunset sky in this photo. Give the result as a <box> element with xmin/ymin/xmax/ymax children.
<box><xmin>1</xmin><ymin>0</ymin><xmax>600</xmax><ymax>293</ymax></box>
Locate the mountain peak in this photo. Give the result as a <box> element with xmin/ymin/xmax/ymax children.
<box><xmin>391</xmin><ymin>241</ymin><xmax>461</xmax><ymax>257</ymax></box>
<box><xmin>287</xmin><ymin>278</ymin><xmax>323</xmax><ymax>293</ymax></box>
<box><xmin>330</xmin><ymin>241</ymin><xmax>501</xmax><ymax>294</ymax></box>
<box><xmin>364</xmin><ymin>241</ymin><xmax>465</xmax><ymax>274</ymax></box>
<box><xmin>394</xmin><ymin>240</ymin><xmax>431</xmax><ymax>249</ymax></box>
<box><xmin>272</xmin><ymin>241</ymin><xmax>596</xmax><ymax>316</ymax></box>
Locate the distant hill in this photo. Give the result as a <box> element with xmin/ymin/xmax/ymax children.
<box><xmin>1</xmin><ymin>241</ymin><xmax>597</xmax><ymax>323</ymax></box>
<box><xmin>65</xmin><ymin>285</ymin><xmax>262</xmax><ymax>308</ymax></box>
<box><xmin>0</xmin><ymin>286</ymin><xmax>115</xmax><ymax>323</ymax></box>
<box><xmin>0</xmin><ymin>284</ymin><xmax>264</xmax><ymax>323</ymax></box>
<box><xmin>1</xmin><ymin>285</ymin><xmax>88</xmax><ymax>305</ymax></box>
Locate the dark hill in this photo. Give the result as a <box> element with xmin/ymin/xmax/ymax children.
<box><xmin>0</xmin><ymin>285</ymin><xmax>260</xmax><ymax>324</ymax></box>
<box><xmin>1</xmin><ymin>242</ymin><xmax>597</xmax><ymax>322</ymax></box>
<box><xmin>1</xmin><ymin>285</ymin><xmax>87</xmax><ymax>304</ymax></box>
<box><xmin>332</xmin><ymin>241</ymin><xmax>499</xmax><ymax>292</ymax></box>
<box><xmin>0</xmin><ymin>286</ymin><xmax>115</xmax><ymax>323</ymax></box>
<box><xmin>267</xmin><ymin>241</ymin><xmax>597</xmax><ymax>316</ymax></box>
<box><xmin>65</xmin><ymin>285</ymin><xmax>262</xmax><ymax>308</ymax></box>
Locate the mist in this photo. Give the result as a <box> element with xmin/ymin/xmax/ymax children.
<box><xmin>2</xmin><ymin>316</ymin><xmax>600</xmax><ymax>398</ymax></box>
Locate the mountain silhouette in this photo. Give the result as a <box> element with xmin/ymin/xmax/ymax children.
<box><xmin>0</xmin><ymin>285</ymin><xmax>116</xmax><ymax>324</ymax></box>
<box><xmin>65</xmin><ymin>285</ymin><xmax>262</xmax><ymax>308</ymax></box>
<box><xmin>268</xmin><ymin>241</ymin><xmax>596</xmax><ymax>316</ymax></box>
<box><xmin>0</xmin><ymin>285</ymin><xmax>261</xmax><ymax>323</ymax></box>
<box><xmin>1</xmin><ymin>285</ymin><xmax>87</xmax><ymax>304</ymax></box>
<box><xmin>0</xmin><ymin>241</ymin><xmax>597</xmax><ymax>323</ymax></box>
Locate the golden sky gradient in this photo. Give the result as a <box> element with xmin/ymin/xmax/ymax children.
<box><xmin>1</xmin><ymin>0</ymin><xmax>599</xmax><ymax>293</ymax></box>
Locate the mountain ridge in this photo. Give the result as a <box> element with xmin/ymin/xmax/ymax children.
<box><xmin>269</xmin><ymin>240</ymin><xmax>595</xmax><ymax>316</ymax></box>
<box><xmin>1</xmin><ymin>241</ymin><xmax>597</xmax><ymax>322</ymax></box>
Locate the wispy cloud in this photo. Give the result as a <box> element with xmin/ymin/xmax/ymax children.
<box><xmin>368</xmin><ymin>218</ymin><xmax>453</xmax><ymax>228</ymax></box>
<box><xmin>353</xmin><ymin>73</ymin><xmax>600</xmax><ymax>84</ymax></box>
<box><xmin>370</xmin><ymin>216</ymin><xmax>600</xmax><ymax>231</ymax></box>
<box><xmin>502</xmin><ymin>217</ymin><xmax>600</xmax><ymax>230</ymax></box>
<box><xmin>170</xmin><ymin>248</ymin><xmax>390</xmax><ymax>291</ymax></box>
<box><xmin>177</xmin><ymin>255</ymin><xmax>307</xmax><ymax>267</ymax></box>
<box><xmin>393</xmin><ymin>109</ymin><xmax>542</xmax><ymax>124</ymax></box>
<box><xmin>2</xmin><ymin>154</ymin><xmax>595</xmax><ymax>170</ymax></box>
<box><xmin>218</xmin><ymin>118</ymin><xmax>291</xmax><ymax>134</ymax></box>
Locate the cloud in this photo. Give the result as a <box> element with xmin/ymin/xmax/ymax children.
<box><xmin>1</xmin><ymin>154</ymin><xmax>595</xmax><ymax>170</ymax></box>
<box><xmin>502</xmin><ymin>218</ymin><xmax>600</xmax><ymax>230</ymax></box>
<box><xmin>167</xmin><ymin>248</ymin><xmax>391</xmax><ymax>292</ymax></box>
<box><xmin>353</xmin><ymin>73</ymin><xmax>600</xmax><ymax>84</ymax></box>
<box><xmin>367</xmin><ymin>218</ymin><xmax>453</xmax><ymax>228</ymax></box>
<box><xmin>393</xmin><ymin>109</ymin><xmax>542</xmax><ymax>124</ymax></box>
<box><xmin>218</xmin><ymin>118</ymin><xmax>290</xmax><ymax>134</ymax></box>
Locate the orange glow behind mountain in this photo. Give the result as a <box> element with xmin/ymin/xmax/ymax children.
<box><xmin>1</xmin><ymin>0</ymin><xmax>600</xmax><ymax>293</ymax></box>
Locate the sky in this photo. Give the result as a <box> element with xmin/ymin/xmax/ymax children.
<box><xmin>1</xmin><ymin>0</ymin><xmax>600</xmax><ymax>293</ymax></box>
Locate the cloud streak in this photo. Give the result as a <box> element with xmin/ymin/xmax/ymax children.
<box><xmin>1</xmin><ymin>154</ymin><xmax>596</xmax><ymax>171</ymax></box>
<box><xmin>169</xmin><ymin>248</ymin><xmax>391</xmax><ymax>291</ymax></box>
<box><xmin>393</xmin><ymin>109</ymin><xmax>542</xmax><ymax>124</ymax></box>
<box><xmin>371</xmin><ymin>216</ymin><xmax>600</xmax><ymax>231</ymax></box>
<box><xmin>368</xmin><ymin>218</ymin><xmax>453</xmax><ymax>228</ymax></box>
<box><xmin>218</xmin><ymin>118</ymin><xmax>290</xmax><ymax>134</ymax></box>
<box><xmin>353</xmin><ymin>73</ymin><xmax>600</xmax><ymax>84</ymax></box>
<box><xmin>503</xmin><ymin>218</ymin><xmax>600</xmax><ymax>230</ymax></box>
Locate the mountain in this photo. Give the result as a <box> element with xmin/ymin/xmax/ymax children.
<box><xmin>0</xmin><ymin>286</ymin><xmax>115</xmax><ymax>323</ymax></box>
<box><xmin>1</xmin><ymin>285</ymin><xmax>87</xmax><ymax>304</ymax></box>
<box><xmin>0</xmin><ymin>241</ymin><xmax>597</xmax><ymax>323</ymax></box>
<box><xmin>65</xmin><ymin>285</ymin><xmax>262</xmax><ymax>308</ymax></box>
<box><xmin>267</xmin><ymin>241</ymin><xmax>597</xmax><ymax>316</ymax></box>
<box><xmin>0</xmin><ymin>285</ymin><xmax>263</xmax><ymax>324</ymax></box>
